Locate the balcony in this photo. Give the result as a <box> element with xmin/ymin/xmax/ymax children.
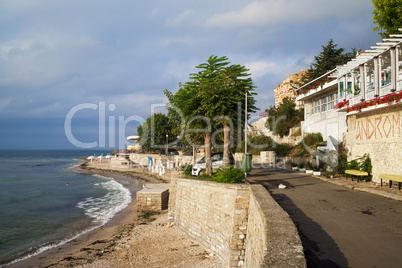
<box><xmin>295</xmin><ymin>70</ymin><xmax>337</xmax><ymax>101</ymax></box>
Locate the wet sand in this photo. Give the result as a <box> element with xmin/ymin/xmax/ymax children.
<box><xmin>8</xmin><ymin>160</ymin><xmax>223</xmax><ymax>268</ymax></box>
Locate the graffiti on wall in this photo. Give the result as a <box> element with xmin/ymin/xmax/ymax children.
<box><xmin>356</xmin><ymin>113</ymin><xmax>401</xmax><ymax>140</ymax></box>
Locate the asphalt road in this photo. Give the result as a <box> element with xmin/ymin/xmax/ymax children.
<box><xmin>248</xmin><ymin>168</ymin><xmax>402</xmax><ymax>268</ymax></box>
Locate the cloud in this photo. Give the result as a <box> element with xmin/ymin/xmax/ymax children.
<box><xmin>0</xmin><ymin>98</ymin><xmax>11</xmax><ymax>111</ymax></box>
<box><xmin>245</xmin><ymin>60</ymin><xmax>278</xmax><ymax>79</ymax></box>
<box><xmin>165</xmin><ymin>10</ymin><xmax>194</xmax><ymax>27</ymax></box>
<box><xmin>205</xmin><ymin>0</ymin><xmax>372</xmax><ymax>29</ymax></box>
<box><xmin>0</xmin><ymin>33</ymin><xmax>105</xmax><ymax>90</ymax></box>
<box><xmin>0</xmin><ymin>0</ymin><xmax>380</xmax><ymax>149</ymax></box>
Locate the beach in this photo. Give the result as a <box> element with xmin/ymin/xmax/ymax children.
<box><xmin>8</xmin><ymin>160</ymin><xmax>223</xmax><ymax>268</ymax></box>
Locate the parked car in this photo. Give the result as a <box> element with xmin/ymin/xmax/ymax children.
<box><xmin>192</xmin><ymin>152</ymin><xmax>235</xmax><ymax>176</ymax></box>
<box><xmin>166</xmin><ymin>148</ymin><xmax>179</xmax><ymax>156</ymax></box>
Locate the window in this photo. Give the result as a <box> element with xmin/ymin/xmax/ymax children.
<box><xmin>212</xmin><ymin>153</ymin><xmax>222</xmax><ymax>162</ymax></box>
<box><xmin>328</xmin><ymin>94</ymin><xmax>334</xmax><ymax>110</ymax></box>
<box><xmin>321</xmin><ymin>96</ymin><xmax>327</xmax><ymax>112</ymax></box>
<box><xmin>340</xmin><ymin>82</ymin><xmax>344</xmax><ymax>97</ymax></box>
<box><xmin>347</xmin><ymin>82</ymin><xmax>352</xmax><ymax>93</ymax></box>
<box><xmin>315</xmin><ymin>99</ymin><xmax>320</xmax><ymax>113</ymax></box>
<box><xmin>311</xmin><ymin>101</ymin><xmax>314</xmax><ymax>114</ymax></box>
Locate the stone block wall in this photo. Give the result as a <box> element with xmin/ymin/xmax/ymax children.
<box><xmin>170</xmin><ymin>179</ymin><xmax>250</xmax><ymax>266</ymax></box>
<box><xmin>274</xmin><ymin>70</ymin><xmax>307</xmax><ymax>109</ymax></box>
<box><xmin>137</xmin><ymin>189</ymin><xmax>169</xmax><ymax>212</ymax></box>
<box><xmin>169</xmin><ymin>179</ymin><xmax>306</xmax><ymax>267</ymax></box>
<box><xmin>260</xmin><ymin>151</ymin><xmax>275</xmax><ymax>164</ymax></box>
<box><xmin>345</xmin><ymin>105</ymin><xmax>402</xmax><ymax>183</ymax></box>
<box><xmin>245</xmin><ymin>185</ymin><xmax>306</xmax><ymax>268</ymax></box>
<box><xmin>111</xmin><ymin>156</ymin><xmax>130</xmax><ymax>168</ymax></box>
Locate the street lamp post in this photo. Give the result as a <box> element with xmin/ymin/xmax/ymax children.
<box><xmin>166</xmin><ymin>134</ymin><xmax>169</xmax><ymax>156</ymax></box>
<box><xmin>244</xmin><ymin>90</ymin><xmax>248</xmax><ymax>184</ymax></box>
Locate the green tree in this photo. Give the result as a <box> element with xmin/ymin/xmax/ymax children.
<box><xmin>372</xmin><ymin>0</ymin><xmax>402</xmax><ymax>38</ymax></box>
<box><xmin>137</xmin><ymin>113</ymin><xmax>177</xmax><ymax>153</ymax></box>
<box><xmin>164</xmin><ymin>82</ymin><xmax>205</xmax><ymax>165</ymax></box>
<box><xmin>197</xmin><ymin>62</ymin><xmax>258</xmax><ymax>167</ymax></box>
<box><xmin>300</xmin><ymin>39</ymin><xmax>357</xmax><ymax>84</ymax></box>
<box><xmin>190</xmin><ymin>56</ymin><xmax>230</xmax><ymax>176</ymax></box>
<box><xmin>266</xmin><ymin>97</ymin><xmax>304</xmax><ymax>138</ymax></box>
<box><xmin>165</xmin><ymin>55</ymin><xmax>258</xmax><ymax>176</ymax></box>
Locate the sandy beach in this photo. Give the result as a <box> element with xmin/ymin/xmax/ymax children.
<box><xmin>8</xmin><ymin>160</ymin><xmax>223</xmax><ymax>268</ymax></box>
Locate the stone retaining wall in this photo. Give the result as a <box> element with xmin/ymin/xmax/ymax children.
<box><xmin>169</xmin><ymin>178</ymin><xmax>306</xmax><ymax>267</ymax></box>
<box><xmin>129</xmin><ymin>153</ymin><xmax>204</xmax><ymax>168</ymax></box>
<box><xmin>137</xmin><ymin>188</ymin><xmax>169</xmax><ymax>212</ymax></box>
<box><xmin>111</xmin><ymin>156</ymin><xmax>130</xmax><ymax>168</ymax></box>
<box><xmin>345</xmin><ymin>105</ymin><xmax>402</xmax><ymax>183</ymax></box>
<box><xmin>245</xmin><ymin>185</ymin><xmax>305</xmax><ymax>267</ymax></box>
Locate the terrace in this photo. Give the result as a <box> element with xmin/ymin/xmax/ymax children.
<box><xmin>332</xmin><ymin>30</ymin><xmax>402</xmax><ymax>114</ymax></box>
<box><xmin>295</xmin><ymin>29</ymin><xmax>402</xmax><ymax>115</ymax></box>
<box><xmin>295</xmin><ymin>69</ymin><xmax>338</xmax><ymax>102</ymax></box>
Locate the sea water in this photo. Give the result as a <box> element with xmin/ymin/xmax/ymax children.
<box><xmin>0</xmin><ymin>150</ymin><xmax>131</xmax><ymax>266</ymax></box>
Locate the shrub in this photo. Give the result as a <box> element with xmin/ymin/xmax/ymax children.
<box><xmin>306</xmin><ymin>161</ymin><xmax>313</xmax><ymax>170</ymax></box>
<box><xmin>298</xmin><ymin>163</ymin><xmax>305</xmax><ymax>169</ymax></box>
<box><xmin>182</xmin><ymin>164</ymin><xmax>193</xmax><ymax>175</ymax></box>
<box><xmin>303</xmin><ymin>132</ymin><xmax>323</xmax><ymax>147</ymax></box>
<box><xmin>273</xmin><ymin>143</ymin><xmax>293</xmax><ymax>157</ymax></box>
<box><xmin>341</xmin><ymin>153</ymin><xmax>372</xmax><ymax>182</ymax></box>
<box><xmin>356</xmin><ymin>154</ymin><xmax>373</xmax><ymax>182</ymax></box>
<box><xmin>336</xmin><ymin>147</ymin><xmax>348</xmax><ymax>174</ymax></box>
<box><xmin>313</xmin><ymin>165</ymin><xmax>320</xmax><ymax>172</ymax></box>
<box><xmin>347</xmin><ymin>159</ymin><xmax>359</xmax><ymax>170</ymax></box>
<box><xmin>237</xmin><ymin>135</ymin><xmax>273</xmax><ymax>155</ymax></box>
<box><xmin>212</xmin><ymin>165</ymin><xmax>244</xmax><ymax>183</ymax></box>
<box><xmin>291</xmin><ymin>162</ymin><xmax>298</xmax><ymax>167</ymax></box>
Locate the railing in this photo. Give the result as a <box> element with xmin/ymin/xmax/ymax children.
<box><xmin>296</xmin><ymin>79</ymin><xmax>337</xmax><ymax>100</ymax></box>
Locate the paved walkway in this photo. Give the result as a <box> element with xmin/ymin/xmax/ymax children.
<box><xmin>248</xmin><ymin>168</ymin><xmax>402</xmax><ymax>268</ymax></box>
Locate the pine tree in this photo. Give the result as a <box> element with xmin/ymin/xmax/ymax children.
<box><xmin>301</xmin><ymin>39</ymin><xmax>356</xmax><ymax>83</ymax></box>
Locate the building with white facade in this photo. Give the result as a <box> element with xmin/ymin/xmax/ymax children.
<box><xmin>295</xmin><ymin>29</ymin><xmax>402</xmax><ymax>183</ymax></box>
<box><xmin>295</xmin><ymin>69</ymin><xmax>345</xmax><ymax>149</ymax></box>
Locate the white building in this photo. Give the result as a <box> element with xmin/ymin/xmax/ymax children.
<box><xmin>295</xmin><ymin>69</ymin><xmax>345</xmax><ymax>149</ymax></box>
<box><xmin>295</xmin><ymin>29</ymin><xmax>402</xmax><ymax>182</ymax></box>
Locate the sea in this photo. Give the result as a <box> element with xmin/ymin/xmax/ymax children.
<box><xmin>0</xmin><ymin>149</ymin><xmax>132</xmax><ymax>267</ymax></box>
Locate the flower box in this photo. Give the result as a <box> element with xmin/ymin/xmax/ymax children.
<box><xmin>313</xmin><ymin>171</ymin><xmax>321</xmax><ymax>176</ymax></box>
<box><xmin>299</xmin><ymin>168</ymin><xmax>306</xmax><ymax>172</ymax></box>
<box><xmin>306</xmin><ymin>170</ymin><xmax>313</xmax><ymax>174</ymax></box>
<box><xmin>292</xmin><ymin>167</ymin><xmax>298</xmax><ymax>171</ymax></box>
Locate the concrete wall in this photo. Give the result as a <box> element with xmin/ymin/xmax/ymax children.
<box><xmin>169</xmin><ymin>178</ymin><xmax>306</xmax><ymax>267</ymax></box>
<box><xmin>129</xmin><ymin>153</ymin><xmax>203</xmax><ymax>168</ymax></box>
<box><xmin>303</xmin><ymin>102</ymin><xmax>347</xmax><ymax>144</ymax></box>
<box><xmin>345</xmin><ymin>105</ymin><xmax>402</xmax><ymax>183</ymax></box>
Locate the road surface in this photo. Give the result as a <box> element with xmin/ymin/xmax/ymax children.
<box><xmin>249</xmin><ymin>168</ymin><xmax>402</xmax><ymax>268</ymax></box>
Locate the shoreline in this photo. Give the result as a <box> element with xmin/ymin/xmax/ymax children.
<box><xmin>8</xmin><ymin>160</ymin><xmax>223</xmax><ymax>268</ymax></box>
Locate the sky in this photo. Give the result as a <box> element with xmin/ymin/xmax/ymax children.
<box><xmin>0</xmin><ymin>0</ymin><xmax>382</xmax><ymax>150</ymax></box>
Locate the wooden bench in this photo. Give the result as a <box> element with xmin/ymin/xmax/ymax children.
<box><xmin>345</xmin><ymin>169</ymin><xmax>369</xmax><ymax>183</ymax></box>
<box><xmin>379</xmin><ymin>174</ymin><xmax>402</xmax><ymax>190</ymax></box>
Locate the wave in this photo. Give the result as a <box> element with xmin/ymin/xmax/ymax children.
<box><xmin>77</xmin><ymin>175</ymin><xmax>132</xmax><ymax>225</ymax></box>
<box><xmin>3</xmin><ymin>175</ymin><xmax>132</xmax><ymax>267</ymax></box>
